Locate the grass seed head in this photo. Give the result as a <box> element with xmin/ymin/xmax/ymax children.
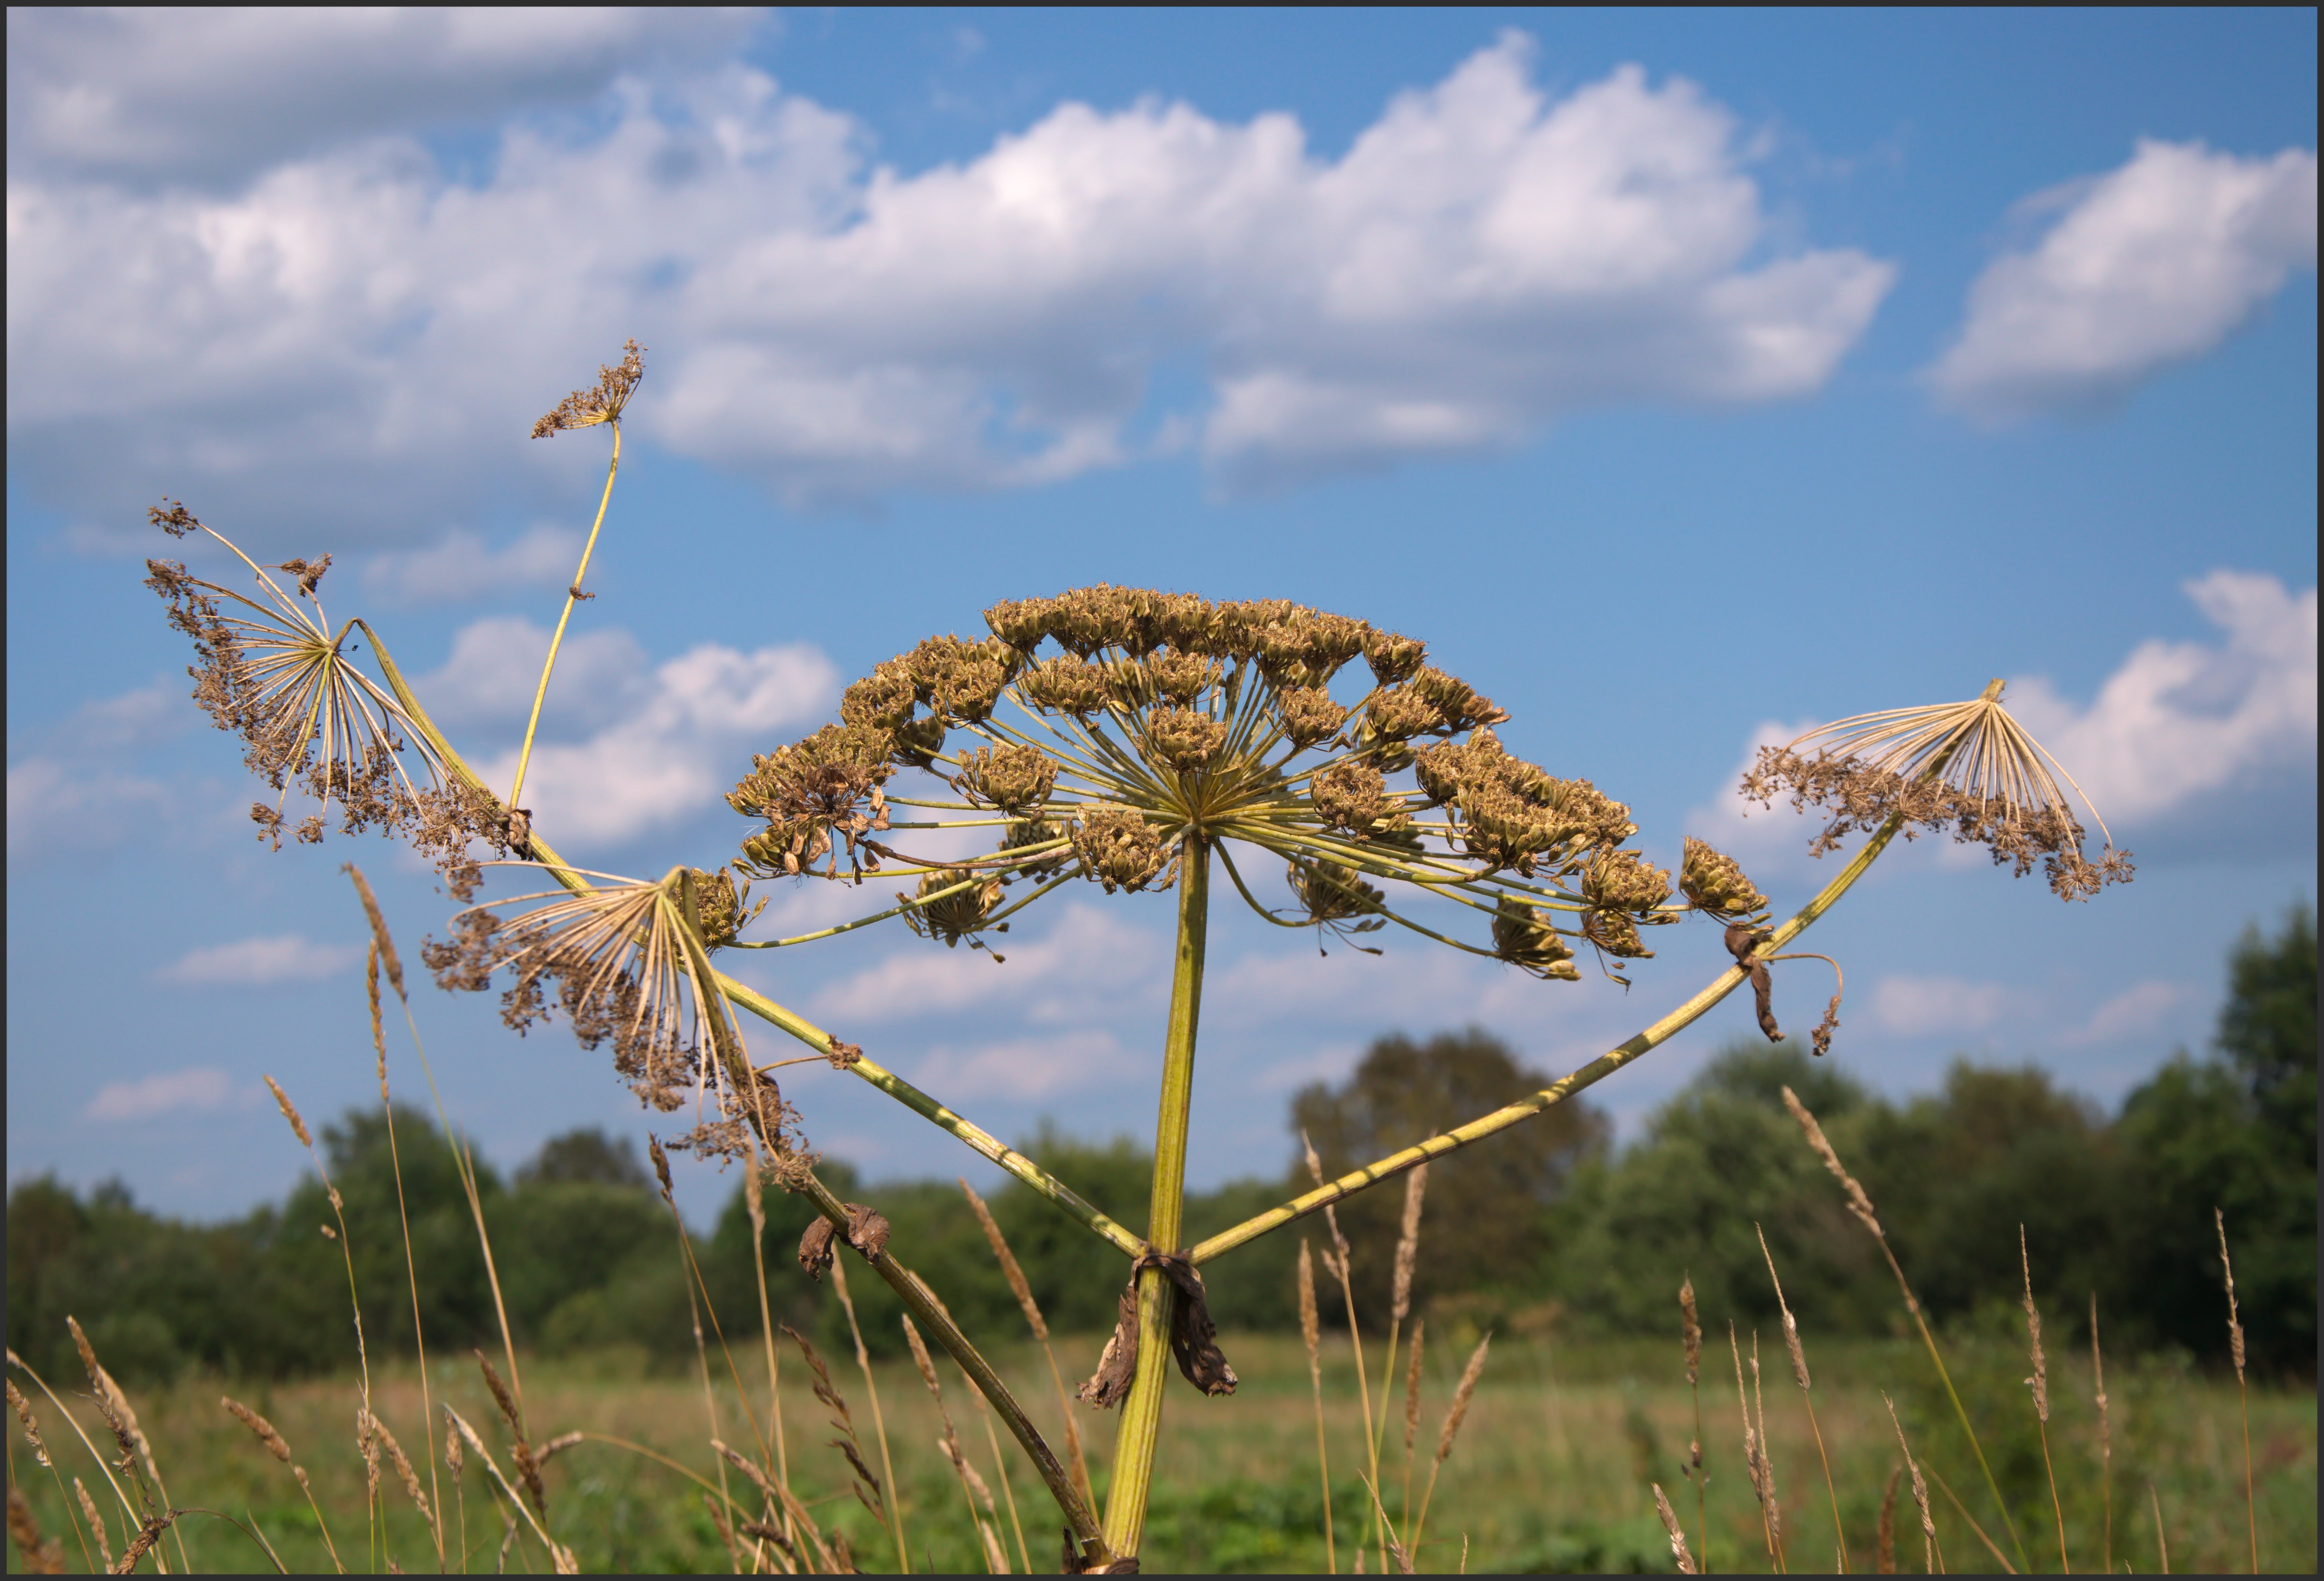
<box><xmin>74</xmin><ymin>1478</ymin><xmax>111</xmax><ymax>1571</ymax></box>
<box><xmin>1654</xmin><ymin>1483</ymin><xmax>1698</xmax><ymax>1575</ymax></box>
<box><xmin>2020</xmin><ymin>1225</ymin><xmax>2048</xmax><ymax>1421</ymax></box>
<box><xmin>960</xmin><ymin>1178</ymin><xmax>1046</xmax><ymax>1341</ymax></box>
<box><xmin>1297</xmin><ymin>1239</ymin><xmax>1322</xmax><ymax>1376</ymax></box>
<box><xmin>1679</xmin><ymin>1275</ymin><xmax>1702</xmax><ymax>1386</ymax></box>
<box><xmin>1391</xmin><ymin>1162</ymin><xmax>1429</xmax><ymax>1323</ymax></box>
<box><xmin>2214</xmin><ymin>1207</ymin><xmax>2247</xmax><ymax>1379</ymax></box>
<box><xmin>1434</xmin><ymin>1333</ymin><xmax>1492</xmax><ymax>1468</ymax></box>
<box><xmin>1403</xmin><ymin>1317</ymin><xmax>1427</xmax><ymax>1456</ymax></box>
<box><xmin>223</xmin><ymin>1397</ymin><xmax>291</xmax><ymax>1463</ymax></box>
<box><xmin>7</xmin><ymin>1484</ymin><xmax>61</xmax><ymax>1575</ymax></box>
<box><xmin>264</xmin><ymin>1075</ymin><xmax>312</xmax><ymax>1148</ymax></box>
<box><xmin>6</xmin><ymin>1380</ymin><xmax>49</xmax><ymax>1468</ymax></box>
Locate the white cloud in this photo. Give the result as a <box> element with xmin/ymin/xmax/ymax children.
<box><xmin>2059</xmin><ymin>980</ymin><xmax>2191</xmax><ymax>1047</ymax></box>
<box><xmin>809</xmin><ymin>903</ymin><xmax>1166</xmax><ymax>1027</ymax></box>
<box><xmin>158</xmin><ymin>934</ymin><xmax>364</xmax><ymax>986</ymax></box>
<box><xmin>8</xmin><ymin>35</ymin><xmax>1894</xmax><ymax>536</ymax></box>
<box><xmin>1930</xmin><ymin>138</ymin><xmax>2317</xmax><ymax>419</ymax></box>
<box><xmin>902</xmin><ymin>1029</ymin><xmax>1142</xmax><ymax>1103</ymax></box>
<box><xmin>85</xmin><ymin>1067</ymin><xmax>242</xmax><ymax>1122</ymax></box>
<box><xmin>472</xmin><ymin>635</ymin><xmax>835</xmax><ymax>844</ymax></box>
<box><xmin>1689</xmin><ymin>571</ymin><xmax>2317</xmax><ymax>866</ymax></box>
<box><xmin>412</xmin><ymin>615</ymin><xmax>651</xmax><ymax>731</ymax></box>
<box><xmin>4</xmin><ymin>757</ymin><xmax>172</xmax><ymax>858</ymax></box>
<box><xmin>363</xmin><ymin>524</ymin><xmax>586</xmax><ymax>604</ymax></box>
<box><xmin>2003</xmin><ymin>571</ymin><xmax>2316</xmax><ymax>829</ymax></box>
<box><xmin>1868</xmin><ymin>974</ymin><xmax>2029</xmax><ymax>1039</ymax></box>
<box><xmin>5</xmin><ymin>8</ymin><xmax>760</xmax><ymax>185</ymax></box>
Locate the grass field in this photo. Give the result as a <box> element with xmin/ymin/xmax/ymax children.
<box><xmin>7</xmin><ymin>1323</ymin><xmax>2314</xmax><ymax>1574</ymax></box>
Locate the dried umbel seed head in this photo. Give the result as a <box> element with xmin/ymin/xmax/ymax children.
<box><xmin>1000</xmin><ymin>814</ymin><xmax>1073</xmax><ymax>877</ymax></box>
<box><xmin>532</xmin><ymin>338</ymin><xmax>645</xmax><ymax>436</ymax></box>
<box><xmin>1276</xmin><ymin>685</ymin><xmax>1349</xmax><ymax>750</ymax></box>
<box><xmin>1743</xmin><ymin>687</ymin><xmax>2133</xmax><ymax>903</ymax></box>
<box><xmin>1072</xmin><ymin>807</ymin><xmax>1171</xmax><ymax>893</ymax></box>
<box><xmin>1491</xmin><ymin>895</ymin><xmax>1580</xmax><ymax>980</ymax></box>
<box><xmin>841</xmin><ymin>660</ymin><xmax>919</xmax><ymax>732</ymax></box>
<box><xmin>1287</xmin><ymin>859</ymin><xmax>1384</xmax><ymax>927</ymax></box>
<box><xmin>1309</xmin><ymin>761</ymin><xmax>1411</xmax><ymax>842</ymax></box>
<box><xmin>1417</xmin><ymin>731</ymin><xmax>1636</xmax><ymax>878</ymax></box>
<box><xmin>1680</xmin><ymin>836</ymin><xmax>1768</xmax><ymax>918</ymax></box>
<box><xmin>952</xmin><ymin>743</ymin><xmax>1058</xmax><ymax>815</ymax></box>
<box><xmin>1362</xmin><ymin>683</ymin><xmax>1447</xmax><ymax>744</ymax></box>
<box><xmin>1584</xmin><ymin>847</ymin><xmax>1673</xmax><ymax>914</ymax></box>
<box><xmin>1146</xmin><ymin>648</ymin><xmax>1222</xmax><ymax>707</ymax></box>
<box><xmin>730</xmin><ymin>724</ymin><xmax>895</xmax><ymax>881</ymax></box>
<box><xmin>982</xmin><ymin>595</ymin><xmax>1055</xmax><ymax>652</ymax></box>
<box><xmin>906</xmin><ymin>632</ymin><xmax>1018</xmax><ymax>725</ymax></box>
<box><xmin>1145</xmin><ymin>706</ymin><xmax>1229</xmax><ymax>773</ymax></box>
<box><xmin>1017</xmin><ymin>652</ymin><xmax>1112</xmax><ymax>716</ymax></box>
<box><xmin>1407</xmin><ymin>667</ymin><xmax>1509</xmax><ymax>733</ymax></box>
<box><xmin>1363</xmin><ymin>628</ymin><xmax>1427</xmax><ymax>686</ymax></box>
<box><xmin>901</xmin><ymin>868</ymin><xmax>1007</xmax><ymax>950</ymax></box>
<box><xmin>687</xmin><ymin>867</ymin><xmax>764</xmax><ymax>949</ymax></box>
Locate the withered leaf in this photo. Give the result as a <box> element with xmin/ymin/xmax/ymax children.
<box><xmin>1076</xmin><ymin>1283</ymin><xmax>1141</xmax><ymax>1409</ymax></box>
<box><xmin>1726</xmin><ymin>923</ymin><xmax>1781</xmax><ymax>1042</ymax></box>
<box><xmin>844</xmin><ymin>1202</ymin><xmax>890</xmax><ymax>1262</ymax></box>
<box><xmin>799</xmin><ymin>1218</ymin><xmax>837</xmax><ymax>1280</ymax></box>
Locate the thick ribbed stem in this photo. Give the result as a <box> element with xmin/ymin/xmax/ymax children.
<box><xmin>1101</xmin><ymin>835</ymin><xmax>1211</xmax><ymax>1558</ymax></box>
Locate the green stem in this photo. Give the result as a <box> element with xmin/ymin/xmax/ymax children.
<box><xmin>1101</xmin><ymin>834</ymin><xmax>1212</xmax><ymax>1560</ymax></box>
<box><xmin>508</xmin><ymin>420</ymin><xmax>620</xmax><ymax>812</ymax></box>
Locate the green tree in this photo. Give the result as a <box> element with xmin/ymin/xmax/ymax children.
<box><xmin>2117</xmin><ymin>905</ymin><xmax>2316</xmax><ymax>1370</ymax></box>
<box><xmin>1292</xmin><ymin>1028</ymin><xmax>1607</xmax><ymax>1327</ymax></box>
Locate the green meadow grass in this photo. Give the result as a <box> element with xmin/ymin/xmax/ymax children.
<box><xmin>9</xmin><ymin>1329</ymin><xmax>2312</xmax><ymax>1573</ymax></box>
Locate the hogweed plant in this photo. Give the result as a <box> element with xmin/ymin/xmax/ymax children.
<box><xmin>140</xmin><ymin>341</ymin><xmax>2134</xmax><ymax>1569</ymax></box>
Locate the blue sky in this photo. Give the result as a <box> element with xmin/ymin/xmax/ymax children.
<box><xmin>7</xmin><ymin>7</ymin><xmax>2315</xmax><ymax>1228</ymax></box>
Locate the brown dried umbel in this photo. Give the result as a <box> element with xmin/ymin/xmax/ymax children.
<box><xmin>901</xmin><ymin>867</ymin><xmax>1009</xmax><ymax>955</ymax></box>
<box><xmin>729</xmin><ymin>723</ymin><xmax>895</xmax><ymax>881</ymax></box>
<box><xmin>1680</xmin><ymin>836</ymin><xmax>1767</xmax><ymax>919</ymax></box>
<box><xmin>1742</xmin><ymin>688</ymin><xmax>2133</xmax><ymax>902</ymax></box>
<box><xmin>1285</xmin><ymin>859</ymin><xmax>1387</xmax><ymax>955</ymax></box>
<box><xmin>952</xmin><ymin>743</ymin><xmax>1059</xmax><ymax>814</ymax></box>
<box><xmin>1072</xmin><ymin>808</ymin><xmax>1172</xmax><ymax>894</ymax></box>
<box><xmin>531</xmin><ymin>338</ymin><xmax>645</xmax><ymax>437</ymax></box>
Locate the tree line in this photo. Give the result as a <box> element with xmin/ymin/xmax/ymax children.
<box><xmin>10</xmin><ymin>907</ymin><xmax>2310</xmax><ymax>1386</ymax></box>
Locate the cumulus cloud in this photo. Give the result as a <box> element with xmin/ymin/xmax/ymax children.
<box><xmin>1868</xmin><ymin>974</ymin><xmax>2030</xmax><ymax>1039</ymax></box>
<box><xmin>5</xmin><ymin>7</ymin><xmax>760</xmax><ymax>185</ymax></box>
<box><xmin>471</xmin><ymin>632</ymin><xmax>834</xmax><ymax>844</ymax></box>
<box><xmin>809</xmin><ymin>903</ymin><xmax>1166</xmax><ymax>1027</ymax></box>
<box><xmin>85</xmin><ymin>1066</ymin><xmax>243</xmax><ymax>1122</ymax></box>
<box><xmin>1690</xmin><ymin>571</ymin><xmax>2317</xmax><ymax>865</ymax></box>
<box><xmin>158</xmin><ymin>934</ymin><xmax>365</xmax><ymax>986</ymax></box>
<box><xmin>363</xmin><ymin>524</ymin><xmax>586</xmax><ymax>604</ymax></box>
<box><xmin>2058</xmin><ymin>980</ymin><xmax>2191</xmax><ymax>1048</ymax></box>
<box><xmin>6</xmin><ymin>680</ymin><xmax>187</xmax><ymax>858</ymax></box>
<box><xmin>1930</xmin><ymin>138</ymin><xmax>2318</xmax><ymax>419</ymax></box>
<box><xmin>7</xmin><ymin>33</ymin><xmax>1893</xmax><ymax>538</ymax></box>
<box><xmin>413</xmin><ymin>615</ymin><xmax>651</xmax><ymax>732</ymax></box>
<box><xmin>902</xmin><ymin>1029</ymin><xmax>1142</xmax><ymax>1103</ymax></box>
<box><xmin>2003</xmin><ymin>571</ymin><xmax>2316</xmax><ymax>830</ymax></box>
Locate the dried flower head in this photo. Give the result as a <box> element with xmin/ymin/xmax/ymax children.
<box><xmin>144</xmin><ymin>507</ymin><xmax>455</xmax><ymax>853</ymax></box>
<box><xmin>531</xmin><ymin>339</ymin><xmax>645</xmax><ymax>437</ymax></box>
<box><xmin>718</xmin><ymin>586</ymin><xmax>1718</xmax><ymax>994</ymax></box>
<box><xmin>1743</xmin><ymin>685</ymin><xmax>2133</xmax><ymax>901</ymax></box>
<box><xmin>421</xmin><ymin>864</ymin><xmax>803</xmax><ymax>1161</ymax></box>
